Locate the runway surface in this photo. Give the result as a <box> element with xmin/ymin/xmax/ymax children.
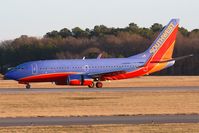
<box><xmin>0</xmin><ymin>86</ymin><xmax>199</xmax><ymax>94</ymax></box>
<box><xmin>0</xmin><ymin>87</ymin><xmax>199</xmax><ymax>127</ymax></box>
<box><xmin>0</xmin><ymin>114</ymin><xmax>199</xmax><ymax>126</ymax></box>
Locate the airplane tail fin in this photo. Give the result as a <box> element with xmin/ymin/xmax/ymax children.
<box><xmin>129</xmin><ymin>19</ymin><xmax>179</xmax><ymax>65</ymax></box>
<box><xmin>144</xmin><ymin>19</ymin><xmax>179</xmax><ymax>65</ymax></box>
<box><xmin>128</xmin><ymin>19</ymin><xmax>180</xmax><ymax>73</ymax></box>
<box><xmin>129</xmin><ymin>19</ymin><xmax>179</xmax><ymax>61</ymax></box>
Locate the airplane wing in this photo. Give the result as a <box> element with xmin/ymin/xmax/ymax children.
<box><xmin>88</xmin><ymin>70</ymin><xmax>127</xmax><ymax>78</ymax></box>
<box><xmin>87</xmin><ymin>63</ymin><xmax>144</xmax><ymax>79</ymax></box>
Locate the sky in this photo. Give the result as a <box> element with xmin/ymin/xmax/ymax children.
<box><xmin>0</xmin><ymin>0</ymin><xmax>198</xmax><ymax>41</ymax></box>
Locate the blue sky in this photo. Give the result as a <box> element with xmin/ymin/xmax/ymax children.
<box><xmin>0</xmin><ymin>0</ymin><xmax>198</xmax><ymax>41</ymax></box>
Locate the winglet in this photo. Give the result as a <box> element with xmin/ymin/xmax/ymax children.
<box><xmin>97</xmin><ymin>53</ymin><xmax>103</xmax><ymax>59</ymax></box>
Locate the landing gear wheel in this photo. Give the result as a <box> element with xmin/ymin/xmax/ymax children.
<box><xmin>96</xmin><ymin>82</ymin><xmax>103</xmax><ymax>88</ymax></box>
<box><xmin>26</xmin><ymin>84</ymin><xmax>31</xmax><ymax>89</ymax></box>
<box><xmin>88</xmin><ymin>82</ymin><xmax>95</xmax><ymax>88</ymax></box>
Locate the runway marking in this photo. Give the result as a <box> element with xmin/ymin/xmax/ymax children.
<box><xmin>0</xmin><ymin>87</ymin><xmax>199</xmax><ymax>94</ymax></box>
<box><xmin>0</xmin><ymin>114</ymin><xmax>199</xmax><ymax>126</ymax></box>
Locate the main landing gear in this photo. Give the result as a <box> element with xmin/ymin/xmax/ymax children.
<box><xmin>26</xmin><ymin>83</ymin><xmax>31</xmax><ymax>89</ymax></box>
<box><xmin>88</xmin><ymin>82</ymin><xmax>95</xmax><ymax>88</ymax></box>
<box><xmin>88</xmin><ymin>82</ymin><xmax>103</xmax><ymax>88</ymax></box>
<box><xmin>96</xmin><ymin>82</ymin><xmax>103</xmax><ymax>88</ymax></box>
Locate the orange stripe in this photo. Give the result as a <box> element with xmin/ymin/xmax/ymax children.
<box><xmin>148</xmin><ymin>41</ymin><xmax>175</xmax><ymax>74</ymax></box>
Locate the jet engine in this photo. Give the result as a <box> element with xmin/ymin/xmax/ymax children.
<box><xmin>55</xmin><ymin>75</ymin><xmax>93</xmax><ymax>86</ymax></box>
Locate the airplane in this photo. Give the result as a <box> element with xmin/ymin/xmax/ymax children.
<box><xmin>4</xmin><ymin>19</ymin><xmax>192</xmax><ymax>89</ymax></box>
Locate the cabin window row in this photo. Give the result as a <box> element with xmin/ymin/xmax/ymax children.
<box><xmin>39</xmin><ymin>65</ymin><xmax>136</xmax><ymax>70</ymax></box>
<box><xmin>15</xmin><ymin>67</ymin><xmax>24</xmax><ymax>70</ymax></box>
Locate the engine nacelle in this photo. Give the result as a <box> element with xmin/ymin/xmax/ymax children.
<box><xmin>55</xmin><ymin>75</ymin><xmax>93</xmax><ymax>86</ymax></box>
<box><xmin>68</xmin><ymin>75</ymin><xmax>93</xmax><ymax>86</ymax></box>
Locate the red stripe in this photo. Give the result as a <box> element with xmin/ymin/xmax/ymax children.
<box><xmin>19</xmin><ymin>72</ymin><xmax>77</xmax><ymax>82</ymax></box>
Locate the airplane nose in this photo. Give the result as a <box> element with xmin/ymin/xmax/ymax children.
<box><xmin>4</xmin><ymin>73</ymin><xmax>10</xmax><ymax>80</ymax></box>
<box><xmin>4</xmin><ymin>72</ymin><xmax>14</xmax><ymax>80</ymax></box>
<box><xmin>3</xmin><ymin>75</ymin><xmax>7</xmax><ymax>80</ymax></box>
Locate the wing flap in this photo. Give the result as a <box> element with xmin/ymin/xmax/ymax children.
<box><xmin>88</xmin><ymin>70</ymin><xmax>126</xmax><ymax>78</ymax></box>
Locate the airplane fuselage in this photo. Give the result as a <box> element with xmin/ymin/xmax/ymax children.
<box><xmin>5</xmin><ymin>58</ymin><xmax>145</xmax><ymax>82</ymax></box>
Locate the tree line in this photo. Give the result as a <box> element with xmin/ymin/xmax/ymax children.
<box><xmin>0</xmin><ymin>23</ymin><xmax>198</xmax><ymax>75</ymax></box>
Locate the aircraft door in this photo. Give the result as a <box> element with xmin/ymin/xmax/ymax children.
<box><xmin>83</xmin><ymin>65</ymin><xmax>89</xmax><ymax>72</ymax></box>
<box><xmin>32</xmin><ymin>64</ymin><xmax>38</xmax><ymax>74</ymax></box>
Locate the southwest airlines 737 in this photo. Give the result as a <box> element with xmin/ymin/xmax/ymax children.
<box><xmin>4</xmin><ymin>19</ymin><xmax>192</xmax><ymax>89</ymax></box>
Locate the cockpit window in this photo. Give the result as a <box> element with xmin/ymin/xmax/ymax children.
<box><xmin>15</xmin><ymin>67</ymin><xmax>25</xmax><ymax>70</ymax></box>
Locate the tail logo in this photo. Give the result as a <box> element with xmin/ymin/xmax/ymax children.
<box><xmin>149</xmin><ymin>22</ymin><xmax>175</xmax><ymax>54</ymax></box>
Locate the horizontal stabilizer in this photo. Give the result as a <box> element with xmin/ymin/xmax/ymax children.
<box><xmin>150</xmin><ymin>54</ymin><xmax>193</xmax><ymax>63</ymax></box>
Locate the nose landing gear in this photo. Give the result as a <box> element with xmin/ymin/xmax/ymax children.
<box><xmin>18</xmin><ymin>81</ymin><xmax>31</xmax><ymax>89</ymax></box>
<box><xmin>26</xmin><ymin>83</ymin><xmax>31</xmax><ymax>89</ymax></box>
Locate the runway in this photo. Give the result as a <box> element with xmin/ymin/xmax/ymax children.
<box><xmin>0</xmin><ymin>87</ymin><xmax>199</xmax><ymax>127</ymax></box>
<box><xmin>0</xmin><ymin>114</ymin><xmax>199</xmax><ymax>126</ymax></box>
<box><xmin>0</xmin><ymin>87</ymin><xmax>199</xmax><ymax>94</ymax></box>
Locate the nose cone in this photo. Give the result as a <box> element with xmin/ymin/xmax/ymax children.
<box><xmin>4</xmin><ymin>71</ymin><xmax>17</xmax><ymax>80</ymax></box>
<box><xmin>4</xmin><ymin>72</ymin><xmax>11</xmax><ymax>80</ymax></box>
<box><xmin>3</xmin><ymin>75</ymin><xmax>8</xmax><ymax>80</ymax></box>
